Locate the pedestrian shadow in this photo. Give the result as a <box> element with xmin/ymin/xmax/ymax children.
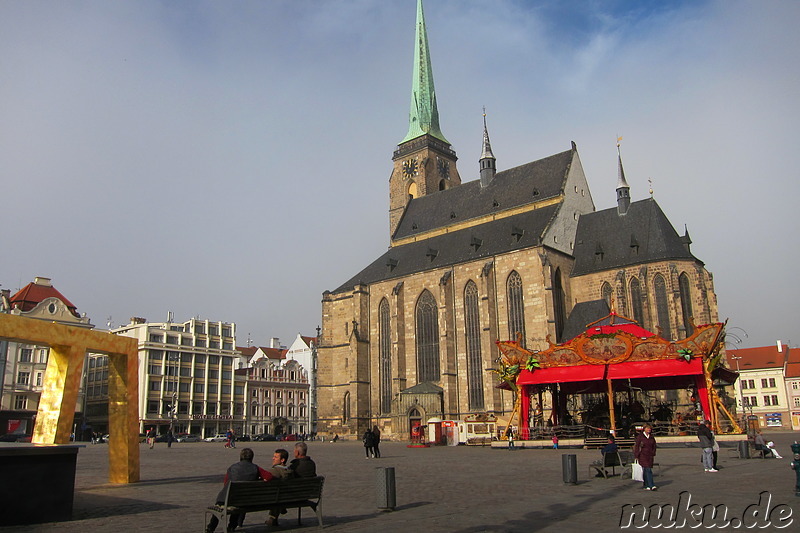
<box><xmin>79</xmin><ymin>474</ymin><xmax>220</xmax><ymax>491</ymax></box>
<box><xmin>303</xmin><ymin>501</ymin><xmax>432</xmax><ymax>528</ymax></box>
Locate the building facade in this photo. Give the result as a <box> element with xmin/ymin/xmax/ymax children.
<box><xmin>0</xmin><ymin>277</ymin><xmax>93</xmax><ymax>438</ymax></box>
<box><xmin>728</xmin><ymin>344</ymin><xmax>792</xmax><ymax>430</ymax></box>
<box><xmin>317</xmin><ymin>1</ymin><xmax>722</xmax><ymax>440</ymax></box>
<box><xmin>237</xmin><ymin>345</ymin><xmax>310</xmax><ymax>437</ymax></box>
<box><xmin>85</xmin><ymin>316</ymin><xmax>242</xmax><ymax>437</ymax></box>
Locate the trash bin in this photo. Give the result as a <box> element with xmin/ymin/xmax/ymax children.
<box><xmin>376</xmin><ymin>466</ymin><xmax>396</xmax><ymax>510</ymax></box>
<box><xmin>562</xmin><ymin>454</ymin><xmax>577</xmax><ymax>484</ymax></box>
<box><xmin>738</xmin><ymin>440</ymin><xmax>750</xmax><ymax>459</ymax></box>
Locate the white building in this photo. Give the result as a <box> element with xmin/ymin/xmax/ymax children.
<box><xmin>285</xmin><ymin>334</ymin><xmax>318</xmax><ymax>433</ymax></box>
<box><xmin>728</xmin><ymin>343</ymin><xmax>791</xmax><ymax>430</ymax></box>
<box><xmin>88</xmin><ymin>316</ymin><xmax>243</xmax><ymax>438</ymax></box>
<box><xmin>0</xmin><ymin>277</ymin><xmax>93</xmax><ymax>438</ymax></box>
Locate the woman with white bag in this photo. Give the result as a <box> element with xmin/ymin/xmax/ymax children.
<box><xmin>633</xmin><ymin>423</ymin><xmax>658</xmax><ymax>490</ymax></box>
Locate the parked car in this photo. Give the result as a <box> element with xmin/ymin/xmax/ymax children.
<box><xmin>138</xmin><ymin>433</ymin><xmax>147</xmax><ymax>443</ymax></box>
<box><xmin>236</xmin><ymin>434</ymin><xmax>251</xmax><ymax>442</ymax></box>
<box><xmin>204</xmin><ymin>434</ymin><xmax>228</xmax><ymax>442</ymax></box>
<box><xmin>253</xmin><ymin>433</ymin><xmax>277</xmax><ymax>442</ymax></box>
<box><xmin>175</xmin><ymin>433</ymin><xmax>201</xmax><ymax>443</ymax></box>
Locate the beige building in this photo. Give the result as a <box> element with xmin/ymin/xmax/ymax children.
<box><xmin>317</xmin><ymin>1</ymin><xmax>721</xmax><ymax>440</ymax></box>
<box><xmin>0</xmin><ymin>277</ymin><xmax>93</xmax><ymax>438</ymax></box>
<box><xmin>728</xmin><ymin>343</ymin><xmax>792</xmax><ymax>430</ymax></box>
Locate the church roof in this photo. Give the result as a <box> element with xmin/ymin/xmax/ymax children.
<box><xmin>561</xmin><ymin>299</ymin><xmax>610</xmax><ymax>342</ymax></box>
<box><xmin>393</xmin><ymin>148</ymin><xmax>574</xmax><ymax>240</ymax></box>
<box><xmin>571</xmin><ymin>198</ymin><xmax>699</xmax><ymax>276</ymax></box>
<box><xmin>333</xmin><ymin>202</ymin><xmax>560</xmax><ymax>293</ymax></box>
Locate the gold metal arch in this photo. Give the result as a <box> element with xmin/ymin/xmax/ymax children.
<box><xmin>0</xmin><ymin>313</ymin><xmax>140</xmax><ymax>483</ymax></box>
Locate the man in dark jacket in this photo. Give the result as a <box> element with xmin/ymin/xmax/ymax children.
<box><xmin>266</xmin><ymin>442</ymin><xmax>318</xmax><ymax>526</ymax></box>
<box><xmin>697</xmin><ymin>419</ymin><xmax>717</xmax><ymax>472</ymax></box>
<box><xmin>206</xmin><ymin>448</ymin><xmax>272</xmax><ymax>533</ymax></box>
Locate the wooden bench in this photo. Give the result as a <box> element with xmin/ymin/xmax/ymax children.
<box><xmin>589</xmin><ymin>452</ymin><xmax>623</xmax><ymax>478</ymax></box>
<box><xmin>204</xmin><ymin>476</ymin><xmax>324</xmax><ymax>532</ymax></box>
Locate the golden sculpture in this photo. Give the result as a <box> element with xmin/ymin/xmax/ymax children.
<box><xmin>0</xmin><ymin>313</ymin><xmax>140</xmax><ymax>483</ymax></box>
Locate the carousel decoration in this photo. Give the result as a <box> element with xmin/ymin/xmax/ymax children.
<box><xmin>495</xmin><ymin>306</ymin><xmax>741</xmax><ymax>440</ymax></box>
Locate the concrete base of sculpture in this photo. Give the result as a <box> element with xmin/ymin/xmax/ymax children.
<box><xmin>0</xmin><ymin>443</ymin><xmax>83</xmax><ymax>525</ymax></box>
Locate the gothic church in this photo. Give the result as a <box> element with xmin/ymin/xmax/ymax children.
<box><xmin>317</xmin><ymin>0</ymin><xmax>719</xmax><ymax>439</ymax></box>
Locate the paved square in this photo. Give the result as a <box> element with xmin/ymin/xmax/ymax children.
<box><xmin>2</xmin><ymin>432</ymin><xmax>798</xmax><ymax>532</ymax></box>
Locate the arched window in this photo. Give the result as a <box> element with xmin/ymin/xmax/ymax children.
<box><xmin>553</xmin><ymin>268</ymin><xmax>566</xmax><ymax>342</ymax></box>
<box><xmin>678</xmin><ymin>273</ymin><xmax>694</xmax><ymax>337</ymax></box>
<box><xmin>408</xmin><ymin>181</ymin><xmax>418</xmax><ymax>200</ymax></box>
<box><xmin>654</xmin><ymin>274</ymin><xmax>672</xmax><ymax>340</ymax></box>
<box><xmin>601</xmin><ymin>282</ymin><xmax>612</xmax><ymax>306</ymax></box>
<box><xmin>464</xmin><ymin>281</ymin><xmax>484</xmax><ymax>409</ymax></box>
<box><xmin>439</xmin><ymin>179</ymin><xmax>446</xmax><ymax>191</ymax></box>
<box><xmin>342</xmin><ymin>391</ymin><xmax>350</xmax><ymax>423</ymax></box>
<box><xmin>629</xmin><ymin>277</ymin><xmax>644</xmax><ymax>326</ymax></box>
<box><xmin>507</xmin><ymin>271</ymin><xmax>526</xmax><ymax>347</ymax></box>
<box><xmin>415</xmin><ymin>290</ymin><xmax>440</xmax><ymax>382</ymax></box>
<box><xmin>379</xmin><ymin>298</ymin><xmax>392</xmax><ymax>414</ymax></box>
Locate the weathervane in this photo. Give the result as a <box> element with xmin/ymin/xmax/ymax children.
<box><xmin>648</xmin><ymin>178</ymin><xmax>654</xmax><ymax>198</ymax></box>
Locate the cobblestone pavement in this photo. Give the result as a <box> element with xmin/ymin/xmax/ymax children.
<box><xmin>2</xmin><ymin>432</ymin><xmax>799</xmax><ymax>532</ymax></box>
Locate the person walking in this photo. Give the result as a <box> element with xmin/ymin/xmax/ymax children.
<box><xmin>634</xmin><ymin>423</ymin><xmax>658</xmax><ymax>490</ymax></box>
<box><xmin>698</xmin><ymin>419</ymin><xmax>718</xmax><ymax>472</ymax></box>
<box><xmin>147</xmin><ymin>427</ymin><xmax>156</xmax><ymax>449</ymax></box>
<box><xmin>372</xmin><ymin>425</ymin><xmax>382</xmax><ymax>458</ymax></box>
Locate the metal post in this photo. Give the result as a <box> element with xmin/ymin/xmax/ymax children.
<box><xmin>376</xmin><ymin>466</ymin><xmax>396</xmax><ymax>510</ymax></box>
<box><xmin>562</xmin><ymin>454</ymin><xmax>577</xmax><ymax>484</ymax></box>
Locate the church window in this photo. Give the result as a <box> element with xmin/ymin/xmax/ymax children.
<box><xmin>379</xmin><ymin>299</ymin><xmax>393</xmax><ymax>414</ymax></box>
<box><xmin>678</xmin><ymin>273</ymin><xmax>694</xmax><ymax>337</ymax></box>
<box><xmin>464</xmin><ymin>281</ymin><xmax>484</xmax><ymax>409</ymax></box>
<box><xmin>415</xmin><ymin>290</ymin><xmax>441</xmax><ymax>382</ymax></box>
<box><xmin>630</xmin><ymin>277</ymin><xmax>645</xmax><ymax>325</ymax></box>
<box><xmin>439</xmin><ymin>180</ymin><xmax>446</xmax><ymax>191</ymax></box>
<box><xmin>408</xmin><ymin>181</ymin><xmax>418</xmax><ymax>200</ymax></box>
<box><xmin>654</xmin><ymin>274</ymin><xmax>672</xmax><ymax>340</ymax></box>
<box><xmin>601</xmin><ymin>282</ymin><xmax>612</xmax><ymax>306</ymax></box>
<box><xmin>343</xmin><ymin>392</ymin><xmax>350</xmax><ymax>423</ymax></box>
<box><xmin>507</xmin><ymin>271</ymin><xmax>526</xmax><ymax>347</ymax></box>
<box><xmin>553</xmin><ymin>268</ymin><xmax>566</xmax><ymax>343</ymax></box>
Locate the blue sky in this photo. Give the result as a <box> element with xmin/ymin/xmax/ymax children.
<box><xmin>1</xmin><ymin>0</ymin><xmax>798</xmax><ymax>350</ymax></box>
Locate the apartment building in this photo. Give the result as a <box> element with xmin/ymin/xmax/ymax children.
<box><xmin>85</xmin><ymin>316</ymin><xmax>243</xmax><ymax>437</ymax></box>
<box><xmin>728</xmin><ymin>343</ymin><xmax>791</xmax><ymax>429</ymax></box>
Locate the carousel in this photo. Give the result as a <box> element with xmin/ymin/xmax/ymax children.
<box><xmin>495</xmin><ymin>307</ymin><xmax>741</xmax><ymax>442</ymax></box>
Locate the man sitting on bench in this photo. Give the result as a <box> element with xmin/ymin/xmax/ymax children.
<box><xmin>206</xmin><ymin>448</ymin><xmax>273</xmax><ymax>533</ymax></box>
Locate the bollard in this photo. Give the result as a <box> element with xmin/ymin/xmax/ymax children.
<box><xmin>376</xmin><ymin>466</ymin><xmax>396</xmax><ymax>510</ymax></box>
<box><xmin>738</xmin><ymin>440</ymin><xmax>750</xmax><ymax>459</ymax></box>
<box><xmin>562</xmin><ymin>454</ymin><xmax>577</xmax><ymax>484</ymax></box>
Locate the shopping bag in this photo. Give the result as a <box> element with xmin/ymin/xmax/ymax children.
<box><xmin>712</xmin><ymin>441</ymin><xmax>720</xmax><ymax>452</ymax></box>
<box><xmin>631</xmin><ymin>461</ymin><xmax>643</xmax><ymax>482</ymax></box>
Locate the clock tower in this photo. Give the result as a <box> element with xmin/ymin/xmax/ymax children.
<box><xmin>389</xmin><ymin>0</ymin><xmax>460</xmax><ymax>239</ymax></box>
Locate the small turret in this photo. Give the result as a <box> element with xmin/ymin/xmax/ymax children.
<box><xmin>479</xmin><ymin>110</ymin><xmax>496</xmax><ymax>187</ymax></box>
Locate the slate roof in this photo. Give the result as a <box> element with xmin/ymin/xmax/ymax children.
<box><xmin>561</xmin><ymin>299</ymin><xmax>610</xmax><ymax>342</ymax></box>
<box><xmin>571</xmin><ymin>198</ymin><xmax>699</xmax><ymax>276</ymax></box>
<box><xmin>333</xmin><ymin>203</ymin><xmax>560</xmax><ymax>293</ymax></box>
<box><xmin>393</xmin><ymin>149</ymin><xmax>574</xmax><ymax>240</ymax></box>
<box><xmin>399</xmin><ymin>381</ymin><xmax>443</xmax><ymax>394</ymax></box>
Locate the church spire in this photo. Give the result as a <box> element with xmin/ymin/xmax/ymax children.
<box><xmin>400</xmin><ymin>0</ymin><xmax>448</xmax><ymax>145</ymax></box>
<box><xmin>616</xmin><ymin>137</ymin><xmax>631</xmax><ymax>215</ymax></box>
<box><xmin>479</xmin><ymin>108</ymin><xmax>496</xmax><ymax>187</ymax></box>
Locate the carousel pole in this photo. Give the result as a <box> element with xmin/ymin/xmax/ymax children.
<box><xmin>606</xmin><ymin>377</ymin><xmax>617</xmax><ymax>435</ymax></box>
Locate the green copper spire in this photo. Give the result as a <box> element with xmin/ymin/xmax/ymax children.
<box><xmin>400</xmin><ymin>0</ymin><xmax>449</xmax><ymax>145</ymax></box>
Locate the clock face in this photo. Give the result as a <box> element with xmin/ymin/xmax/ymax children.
<box><xmin>402</xmin><ymin>158</ymin><xmax>419</xmax><ymax>178</ymax></box>
<box><xmin>437</xmin><ymin>158</ymin><xmax>450</xmax><ymax>179</ymax></box>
